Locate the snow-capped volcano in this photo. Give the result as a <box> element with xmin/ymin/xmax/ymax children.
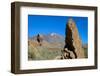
<box><xmin>50</xmin><ymin>33</ymin><xmax>58</xmax><ymax>36</ymax></box>
<box><xmin>30</xmin><ymin>33</ymin><xmax>65</xmax><ymax>43</ymax></box>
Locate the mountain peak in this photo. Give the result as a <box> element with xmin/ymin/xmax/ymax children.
<box><xmin>50</xmin><ymin>33</ymin><xmax>57</xmax><ymax>36</ymax></box>
<box><xmin>30</xmin><ymin>33</ymin><xmax>64</xmax><ymax>43</ymax></box>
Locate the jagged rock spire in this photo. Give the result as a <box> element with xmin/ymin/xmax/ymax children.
<box><xmin>62</xmin><ymin>18</ymin><xmax>85</xmax><ymax>59</ymax></box>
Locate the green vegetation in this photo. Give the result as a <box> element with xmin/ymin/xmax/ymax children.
<box><xmin>28</xmin><ymin>45</ymin><xmax>62</xmax><ymax>60</ymax></box>
<box><xmin>28</xmin><ymin>40</ymin><xmax>88</xmax><ymax>60</ymax></box>
<box><xmin>83</xmin><ymin>48</ymin><xmax>88</xmax><ymax>58</ymax></box>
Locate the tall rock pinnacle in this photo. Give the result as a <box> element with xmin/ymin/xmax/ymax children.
<box><xmin>62</xmin><ymin>18</ymin><xmax>85</xmax><ymax>59</ymax></box>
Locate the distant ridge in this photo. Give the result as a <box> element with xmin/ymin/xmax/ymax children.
<box><xmin>29</xmin><ymin>33</ymin><xmax>65</xmax><ymax>43</ymax></box>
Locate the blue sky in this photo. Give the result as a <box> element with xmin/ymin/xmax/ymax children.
<box><xmin>28</xmin><ymin>15</ymin><xmax>88</xmax><ymax>44</ymax></box>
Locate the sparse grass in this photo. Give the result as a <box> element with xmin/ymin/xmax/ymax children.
<box><xmin>28</xmin><ymin>45</ymin><xmax>62</xmax><ymax>60</ymax></box>
<box><xmin>83</xmin><ymin>48</ymin><xmax>88</xmax><ymax>58</ymax></box>
<box><xmin>28</xmin><ymin>46</ymin><xmax>36</xmax><ymax>60</ymax></box>
<box><xmin>28</xmin><ymin>41</ymin><xmax>88</xmax><ymax>60</ymax></box>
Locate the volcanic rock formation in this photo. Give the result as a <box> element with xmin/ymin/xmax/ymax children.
<box><xmin>61</xmin><ymin>18</ymin><xmax>85</xmax><ymax>59</ymax></box>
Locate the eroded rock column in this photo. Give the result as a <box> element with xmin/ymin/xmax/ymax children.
<box><xmin>62</xmin><ymin>18</ymin><xmax>85</xmax><ymax>59</ymax></box>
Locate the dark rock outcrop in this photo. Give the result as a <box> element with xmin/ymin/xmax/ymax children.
<box><xmin>37</xmin><ymin>34</ymin><xmax>43</xmax><ymax>46</ymax></box>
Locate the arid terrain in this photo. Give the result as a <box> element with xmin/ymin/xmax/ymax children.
<box><xmin>28</xmin><ymin>33</ymin><xmax>65</xmax><ymax>60</ymax></box>
<box><xmin>28</xmin><ymin>33</ymin><xmax>87</xmax><ymax>60</ymax></box>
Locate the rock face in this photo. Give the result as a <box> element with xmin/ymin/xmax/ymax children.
<box><xmin>62</xmin><ymin>18</ymin><xmax>85</xmax><ymax>59</ymax></box>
